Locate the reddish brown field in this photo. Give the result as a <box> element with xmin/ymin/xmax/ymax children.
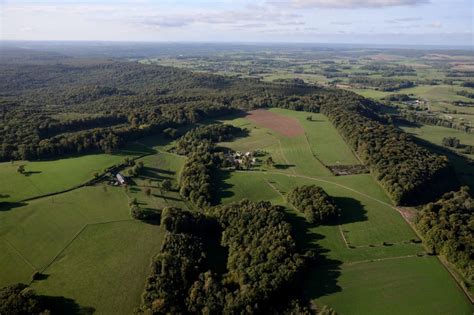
<box><xmin>246</xmin><ymin>109</ymin><xmax>304</xmax><ymax>137</ymax></box>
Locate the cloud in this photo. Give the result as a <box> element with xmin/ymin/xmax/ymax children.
<box><xmin>428</xmin><ymin>21</ymin><xmax>442</xmax><ymax>28</ymax></box>
<box><xmin>385</xmin><ymin>17</ymin><xmax>423</xmax><ymax>23</ymax></box>
<box><xmin>134</xmin><ymin>8</ymin><xmax>304</xmax><ymax>29</ymax></box>
<box><xmin>269</xmin><ymin>0</ymin><xmax>429</xmax><ymax>9</ymax></box>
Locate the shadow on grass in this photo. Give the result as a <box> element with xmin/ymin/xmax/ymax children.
<box><xmin>40</xmin><ymin>295</ymin><xmax>95</xmax><ymax>315</ymax></box>
<box><xmin>213</xmin><ymin>170</ymin><xmax>235</xmax><ymax>204</ymax></box>
<box><xmin>331</xmin><ymin>197</ymin><xmax>368</xmax><ymax>226</ymax></box>
<box><xmin>274</xmin><ymin>164</ymin><xmax>296</xmax><ymax>170</ymax></box>
<box><xmin>24</xmin><ymin>171</ymin><xmax>42</xmax><ymax>176</ymax></box>
<box><xmin>0</xmin><ymin>202</ymin><xmax>27</xmax><ymax>211</ymax></box>
<box><xmin>283</xmin><ymin>209</ymin><xmax>343</xmax><ymax>300</ymax></box>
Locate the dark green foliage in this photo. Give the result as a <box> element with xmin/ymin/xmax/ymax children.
<box><xmin>131</xmin><ymin>204</ymin><xmax>161</xmax><ymax>221</ymax></box>
<box><xmin>160</xmin><ymin>207</ymin><xmax>217</xmax><ymax>235</ymax></box>
<box><xmin>457</xmin><ymin>90</ymin><xmax>474</xmax><ymax>99</ymax></box>
<box><xmin>416</xmin><ymin>187</ymin><xmax>474</xmax><ymax>281</ymax></box>
<box><xmin>179</xmin><ymin>153</ymin><xmax>216</xmax><ymax>208</ymax></box>
<box><xmin>442</xmin><ymin>137</ymin><xmax>461</xmax><ymax>148</ymax></box>
<box><xmin>207</xmin><ymin>200</ymin><xmax>306</xmax><ymax>314</ymax></box>
<box><xmin>287</xmin><ymin>185</ymin><xmax>340</xmax><ymax>224</ymax></box>
<box><xmin>175</xmin><ymin>124</ymin><xmax>243</xmax><ymax>156</ymax></box>
<box><xmin>318</xmin><ymin>93</ymin><xmax>456</xmax><ymax>205</ymax></box>
<box><xmin>0</xmin><ymin>283</ymin><xmax>46</xmax><ymax>315</ymax></box>
<box><xmin>461</xmin><ymin>81</ymin><xmax>474</xmax><ymax>88</ymax></box>
<box><xmin>349</xmin><ymin>77</ymin><xmax>415</xmax><ymax>91</ymax></box>
<box><xmin>139</xmin><ymin>233</ymin><xmax>205</xmax><ymax>314</ymax></box>
<box><xmin>382</xmin><ymin>94</ymin><xmax>414</xmax><ymax>102</ymax></box>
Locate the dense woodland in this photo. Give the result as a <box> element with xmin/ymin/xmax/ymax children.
<box><xmin>176</xmin><ymin>124</ymin><xmax>244</xmax><ymax>208</ymax></box>
<box><xmin>287</xmin><ymin>185</ymin><xmax>340</xmax><ymax>224</ymax></box>
<box><xmin>416</xmin><ymin>187</ymin><xmax>473</xmax><ymax>281</ymax></box>
<box><xmin>0</xmin><ymin>56</ymin><xmax>461</xmax><ymax>205</ymax></box>
<box><xmin>139</xmin><ymin>202</ymin><xmax>311</xmax><ymax>315</ymax></box>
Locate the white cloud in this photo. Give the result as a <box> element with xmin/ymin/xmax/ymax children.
<box><xmin>269</xmin><ymin>0</ymin><xmax>429</xmax><ymax>9</ymax></box>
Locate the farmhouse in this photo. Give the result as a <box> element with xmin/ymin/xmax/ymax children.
<box><xmin>116</xmin><ymin>173</ymin><xmax>126</xmax><ymax>185</ymax></box>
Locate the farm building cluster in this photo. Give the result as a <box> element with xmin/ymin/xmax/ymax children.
<box><xmin>108</xmin><ymin>173</ymin><xmax>127</xmax><ymax>186</ymax></box>
<box><xmin>225</xmin><ymin>151</ymin><xmax>257</xmax><ymax>168</ymax></box>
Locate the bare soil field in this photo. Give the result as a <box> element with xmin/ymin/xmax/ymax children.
<box><xmin>246</xmin><ymin>109</ymin><xmax>304</xmax><ymax>137</ymax></box>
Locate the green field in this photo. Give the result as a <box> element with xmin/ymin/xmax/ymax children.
<box><xmin>0</xmin><ymin>144</ymin><xmax>149</xmax><ymax>203</ymax></box>
<box><xmin>0</xmin><ymin>141</ymin><xmax>176</xmax><ymax>313</ymax></box>
<box><xmin>401</xmin><ymin>124</ymin><xmax>474</xmax><ymax>158</ymax></box>
<box><xmin>309</xmin><ymin>256</ymin><xmax>472</xmax><ymax>315</ymax></box>
<box><xmin>216</xmin><ymin>109</ymin><xmax>472</xmax><ymax>314</ymax></box>
<box><xmin>1</xmin><ymin>108</ymin><xmax>471</xmax><ymax>313</ymax></box>
<box><xmin>32</xmin><ymin>221</ymin><xmax>165</xmax><ymax>315</ymax></box>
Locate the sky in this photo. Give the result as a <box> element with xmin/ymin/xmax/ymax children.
<box><xmin>1</xmin><ymin>0</ymin><xmax>473</xmax><ymax>46</ymax></box>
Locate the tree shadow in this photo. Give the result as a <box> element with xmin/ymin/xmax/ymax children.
<box><xmin>330</xmin><ymin>197</ymin><xmax>368</xmax><ymax>225</ymax></box>
<box><xmin>140</xmin><ymin>167</ymin><xmax>174</xmax><ymax>182</ymax></box>
<box><xmin>24</xmin><ymin>171</ymin><xmax>42</xmax><ymax>176</ymax></box>
<box><xmin>152</xmin><ymin>193</ymin><xmax>181</xmax><ymax>202</ymax></box>
<box><xmin>0</xmin><ymin>194</ymin><xmax>10</xmax><ymax>199</ymax></box>
<box><xmin>202</xmin><ymin>232</ymin><xmax>229</xmax><ymax>276</ymax></box>
<box><xmin>0</xmin><ymin>202</ymin><xmax>27</xmax><ymax>211</ymax></box>
<box><xmin>282</xmin><ymin>209</ymin><xmax>342</xmax><ymax>300</ymax></box>
<box><xmin>39</xmin><ymin>295</ymin><xmax>95</xmax><ymax>315</ymax></box>
<box><xmin>213</xmin><ymin>170</ymin><xmax>235</xmax><ymax>204</ymax></box>
<box><xmin>274</xmin><ymin>164</ymin><xmax>296</xmax><ymax>170</ymax></box>
<box><xmin>410</xmin><ymin>136</ymin><xmax>473</xmax><ymax>193</ymax></box>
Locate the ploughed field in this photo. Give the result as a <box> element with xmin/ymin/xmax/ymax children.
<box><xmin>0</xmin><ymin>108</ymin><xmax>471</xmax><ymax>314</ymax></box>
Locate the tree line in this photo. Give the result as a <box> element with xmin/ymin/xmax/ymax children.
<box><xmin>416</xmin><ymin>187</ymin><xmax>473</xmax><ymax>282</ymax></box>
<box><xmin>177</xmin><ymin>124</ymin><xmax>243</xmax><ymax>208</ymax></box>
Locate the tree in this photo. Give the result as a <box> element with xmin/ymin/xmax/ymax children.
<box><xmin>162</xmin><ymin>179</ymin><xmax>172</xmax><ymax>192</ymax></box>
<box><xmin>144</xmin><ymin>188</ymin><xmax>151</xmax><ymax>197</ymax></box>
<box><xmin>265</xmin><ymin>156</ymin><xmax>275</xmax><ymax>168</ymax></box>
<box><xmin>0</xmin><ymin>283</ymin><xmax>47</xmax><ymax>314</ymax></box>
<box><xmin>306</xmin><ymin>115</ymin><xmax>313</xmax><ymax>121</ymax></box>
<box><xmin>16</xmin><ymin>165</ymin><xmax>25</xmax><ymax>175</ymax></box>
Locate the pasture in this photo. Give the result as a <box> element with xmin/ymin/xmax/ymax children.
<box><xmin>217</xmin><ymin>109</ymin><xmax>472</xmax><ymax>313</ymax></box>
<box><xmin>32</xmin><ymin>221</ymin><xmax>165</xmax><ymax>315</ymax></box>
<box><xmin>0</xmin><ymin>143</ymin><xmax>149</xmax><ymax>203</ymax></box>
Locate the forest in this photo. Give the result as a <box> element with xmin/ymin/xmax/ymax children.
<box><xmin>139</xmin><ymin>202</ymin><xmax>313</xmax><ymax>315</ymax></box>
<box><xmin>416</xmin><ymin>187</ymin><xmax>473</xmax><ymax>281</ymax></box>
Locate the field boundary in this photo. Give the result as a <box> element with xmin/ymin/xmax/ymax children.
<box><xmin>1</xmin><ymin>237</ymin><xmax>37</xmax><ymax>271</ymax></box>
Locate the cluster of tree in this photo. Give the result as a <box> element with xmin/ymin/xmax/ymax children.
<box><xmin>179</xmin><ymin>152</ymin><xmax>216</xmax><ymax>208</ymax></box>
<box><xmin>319</xmin><ymin>94</ymin><xmax>457</xmax><ymax>205</ymax></box>
<box><xmin>287</xmin><ymin>185</ymin><xmax>340</xmax><ymax>224</ymax></box>
<box><xmin>360</xmin><ymin>64</ymin><xmax>416</xmax><ymax>77</ymax></box>
<box><xmin>37</xmin><ymin>114</ymin><xmax>128</xmax><ymax>138</ymax></box>
<box><xmin>460</xmin><ymin>81</ymin><xmax>474</xmax><ymax>88</ymax></box>
<box><xmin>416</xmin><ymin>187</ymin><xmax>473</xmax><ymax>281</ymax></box>
<box><xmin>442</xmin><ymin>137</ymin><xmax>461</xmax><ymax>148</ymax></box>
<box><xmin>1</xmin><ymin>60</ymin><xmax>313</xmax><ymax>162</ymax></box>
<box><xmin>139</xmin><ymin>231</ymin><xmax>206</xmax><ymax>314</ymax></box>
<box><xmin>382</xmin><ymin>94</ymin><xmax>414</xmax><ymax>102</ymax></box>
<box><xmin>127</xmin><ymin>161</ymin><xmax>144</xmax><ymax>177</ymax></box>
<box><xmin>0</xmin><ymin>283</ymin><xmax>49</xmax><ymax>314</ymax></box>
<box><xmin>349</xmin><ymin>77</ymin><xmax>415</xmax><ymax>91</ymax></box>
<box><xmin>174</xmin><ymin>124</ymin><xmax>243</xmax><ymax>156</ymax></box>
<box><xmin>129</xmin><ymin>198</ymin><xmax>161</xmax><ymax>221</ymax></box>
<box><xmin>399</xmin><ymin>111</ymin><xmax>472</xmax><ymax>134</ymax></box>
<box><xmin>457</xmin><ymin>90</ymin><xmax>474</xmax><ymax>99</ymax></box>
<box><xmin>139</xmin><ymin>202</ymin><xmax>311</xmax><ymax>314</ymax></box>
<box><xmin>453</xmin><ymin>100</ymin><xmax>474</xmax><ymax>107</ymax></box>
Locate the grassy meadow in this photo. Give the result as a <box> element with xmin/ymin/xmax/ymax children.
<box><xmin>216</xmin><ymin>109</ymin><xmax>472</xmax><ymax>314</ymax></box>
<box><xmin>1</xmin><ymin>108</ymin><xmax>471</xmax><ymax>314</ymax></box>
